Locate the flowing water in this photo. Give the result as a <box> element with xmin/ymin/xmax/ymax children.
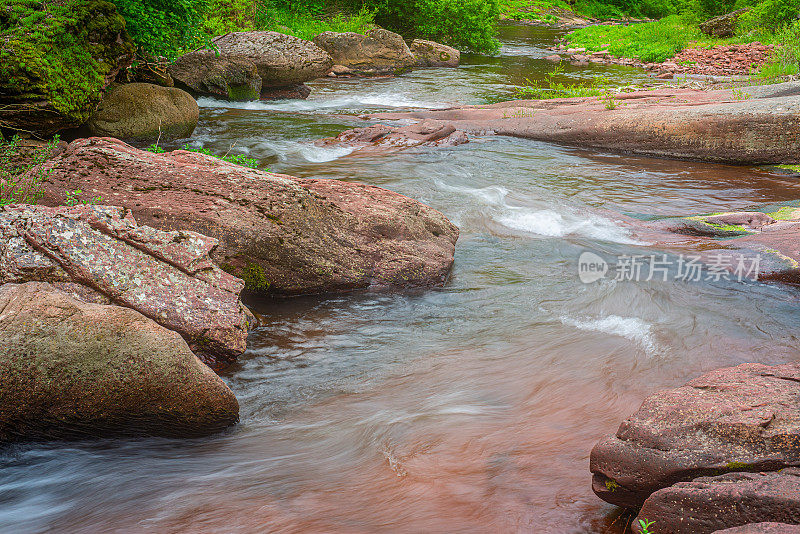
<box><xmin>3</xmin><ymin>25</ymin><xmax>800</xmax><ymax>534</ymax></box>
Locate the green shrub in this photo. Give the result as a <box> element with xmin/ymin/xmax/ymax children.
<box><xmin>757</xmin><ymin>20</ymin><xmax>800</xmax><ymax>75</ymax></box>
<box><xmin>374</xmin><ymin>0</ymin><xmax>501</xmax><ymax>53</ymax></box>
<box><xmin>739</xmin><ymin>0</ymin><xmax>800</xmax><ymax>30</ymax></box>
<box><xmin>567</xmin><ymin>14</ymin><xmax>704</xmax><ymax>62</ymax></box>
<box><xmin>0</xmin><ymin>135</ymin><xmax>59</xmax><ymax>207</ymax></box>
<box><xmin>110</xmin><ymin>0</ymin><xmax>208</xmax><ymax>58</ymax></box>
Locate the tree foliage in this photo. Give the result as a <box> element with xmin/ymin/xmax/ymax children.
<box><xmin>110</xmin><ymin>0</ymin><xmax>208</xmax><ymax>57</ymax></box>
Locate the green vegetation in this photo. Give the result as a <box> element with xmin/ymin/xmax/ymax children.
<box><xmin>564</xmin><ymin>0</ymin><xmax>799</xmax><ymax>73</ymax></box>
<box><xmin>638</xmin><ymin>519</ymin><xmax>656</xmax><ymax>534</ymax></box>
<box><xmin>64</xmin><ymin>189</ymin><xmax>104</xmax><ymax>206</ymax></box>
<box><xmin>0</xmin><ymin>0</ymin><xmax>135</xmax><ymax>127</ymax></box>
<box><xmin>375</xmin><ymin>0</ymin><xmax>501</xmax><ymax>52</ymax></box>
<box><xmin>146</xmin><ymin>142</ymin><xmax>262</xmax><ymax>169</ymax></box>
<box><xmin>201</xmin><ymin>1</ymin><xmax>376</xmax><ymax>42</ymax></box>
<box><xmin>0</xmin><ymin>135</ymin><xmax>59</xmax><ymax>207</ymax></box>
<box><xmin>500</xmin><ymin>0</ymin><xmax>571</xmax><ymax>23</ymax></box>
<box><xmin>110</xmin><ymin>0</ymin><xmax>208</xmax><ymax>58</ymax></box>
<box><xmin>515</xmin><ymin>64</ymin><xmax>608</xmax><ymax>98</ymax></box>
<box><xmin>197</xmin><ymin>0</ymin><xmax>501</xmax><ymax>53</ymax></box>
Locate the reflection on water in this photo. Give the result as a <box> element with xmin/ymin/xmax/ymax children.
<box><xmin>3</xmin><ymin>24</ymin><xmax>800</xmax><ymax>534</ymax></box>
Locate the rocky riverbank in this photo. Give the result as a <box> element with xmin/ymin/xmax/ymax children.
<box><xmin>365</xmin><ymin>81</ymin><xmax>800</xmax><ymax>165</ymax></box>
<box><xmin>591</xmin><ymin>361</ymin><xmax>800</xmax><ymax>533</ymax></box>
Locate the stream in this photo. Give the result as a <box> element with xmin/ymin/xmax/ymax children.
<box><xmin>3</xmin><ymin>24</ymin><xmax>800</xmax><ymax>534</ymax></box>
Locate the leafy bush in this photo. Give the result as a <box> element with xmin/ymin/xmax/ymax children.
<box><xmin>110</xmin><ymin>0</ymin><xmax>208</xmax><ymax>57</ymax></box>
<box><xmin>757</xmin><ymin>20</ymin><xmax>800</xmax><ymax>75</ymax></box>
<box><xmin>567</xmin><ymin>15</ymin><xmax>705</xmax><ymax>62</ymax></box>
<box><xmin>374</xmin><ymin>0</ymin><xmax>501</xmax><ymax>53</ymax></box>
<box><xmin>201</xmin><ymin>0</ymin><xmax>375</xmax><ymax>41</ymax></box>
<box><xmin>739</xmin><ymin>0</ymin><xmax>800</xmax><ymax>30</ymax></box>
<box><xmin>0</xmin><ymin>135</ymin><xmax>59</xmax><ymax>207</ymax></box>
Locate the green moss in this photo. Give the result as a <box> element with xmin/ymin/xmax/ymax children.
<box><xmin>777</xmin><ymin>164</ymin><xmax>800</xmax><ymax>172</ymax></box>
<box><xmin>725</xmin><ymin>461</ymin><xmax>754</xmax><ymax>470</ymax></box>
<box><xmin>239</xmin><ymin>261</ymin><xmax>270</xmax><ymax>292</ymax></box>
<box><xmin>604</xmin><ymin>479</ymin><xmax>620</xmax><ymax>491</ymax></box>
<box><xmin>685</xmin><ymin>214</ymin><xmax>753</xmax><ymax>236</ymax></box>
<box><xmin>767</xmin><ymin>205</ymin><xmax>800</xmax><ymax>220</ymax></box>
<box><xmin>0</xmin><ymin>0</ymin><xmax>135</xmax><ymax>126</ymax></box>
<box><xmin>226</xmin><ymin>83</ymin><xmax>259</xmax><ymax>102</ymax></box>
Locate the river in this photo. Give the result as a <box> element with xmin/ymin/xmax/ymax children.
<box><xmin>3</xmin><ymin>24</ymin><xmax>800</xmax><ymax>534</ymax></box>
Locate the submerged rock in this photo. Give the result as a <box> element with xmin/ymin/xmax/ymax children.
<box><xmin>31</xmin><ymin>137</ymin><xmax>459</xmax><ymax>295</ymax></box>
<box><xmin>0</xmin><ymin>0</ymin><xmax>134</xmax><ymax>136</ymax></box>
<box><xmin>591</xmin><ymin>362</ymin><xmax>800</xmax><ymax>509</ymax></box>
<box><xmin>211</xmin><ymin>31</ymin><xmax>332</xmax><ymax>95</ymax></box>
<box><xmin>0</xmin><ymin>282</ymin><xmax>239</xmax><ymax>441</ymax></box>
<box><xmin>323</xmin><ymin>120</ymin><xmax>469</xmax><ymax>150</ymax></box>
<box><xmin>86</xmin><ymin>83</ymin><xmax>199</xmax><ymax>141</ymax></box>
<box><xmin>313</xmin><ymin>29</ymin><xmax>416</xmax><ymax>76</ymax></box>
<box><xmin>169</xmin><ymin>51</ymin><xmax>262</xmax><ymax>101</ymax></box>
<box><xmin>410</xmin><ymin>39</ymin><xmax>460</xmax><ymax>67</ymax></box>
<box><xmin>0</xmin><ymin>204</ymin><xmax>250</xmax><ymax>368</ymax></box>
<box><xmin>634</xmin><ymin>470</ymin><xmax>800</xmax><ymax>534</ymax></box>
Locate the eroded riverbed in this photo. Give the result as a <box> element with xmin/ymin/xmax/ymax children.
<box><xmin>3</xmin><ymin>25</ymin><xmax>800</xmax><ymax>534</ymax></box>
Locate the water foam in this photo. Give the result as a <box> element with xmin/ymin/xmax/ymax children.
<box><xmin>197</xmin><ymin>93</ymin><xmax>449</xmax><ymax>113</ymax></box>
<box><xmin>436</xmin><ymin>182</ymin><xmax>639</xmax><ymax>244</ymax></box>
<box><xmin>560</xmin><ymin>315</ymin><xmax>659</xmax><ymax>354</ymax></box>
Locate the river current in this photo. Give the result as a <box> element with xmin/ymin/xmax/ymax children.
<box><xmin>3</xmin><ymin>24</ymin><xmax>800</xmax><ymax>534</ymax></box>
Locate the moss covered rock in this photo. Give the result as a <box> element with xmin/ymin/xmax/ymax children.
<box><xmin>0</xmin><ymin>0</ymin><xmax>135</xmax><ymax>136</ymax></box>
<box><xmin>86</xmin><ymin>82</ymin><xmax>198</xmax><ymax>141</ymax></box>
<box><xmin>0</xmin><ymin>282</ymin><xmax>239</xmax><ymax>441</ymax></box>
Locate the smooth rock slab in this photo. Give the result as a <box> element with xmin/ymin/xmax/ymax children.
<box><xmin>33</xmin><ymin>137</ymin><xmax>458</xmax><ymax>295</ymax></box>
<box><xmin>591</xmin><ymin>362</ymin><xmax>800</xmax><ymax>509</ymax></box>
<box><xmin>0</xmin><ymin>204</ymin><xmax>250</xmax><ymax>367</ymax></box>
<box><xmin>368</xmin><ymin>82</ymin><xmax>800</xmax><ymax>165</ymax></box>
<box><xmin>633</xmin><ymin>470</ymin><xmax>800</xmax><ymax>534</ymax></box>
<box><xmin>0</xmin><ymin>282</ymin><xmax>239</xmax><ymax>441</ymax></box>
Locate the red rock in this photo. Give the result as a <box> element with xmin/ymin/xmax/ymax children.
<box><xmin>590</xmin><ymin>362</ymin><xmax>800</xmax><ymax>509</ymax></box>
<box><xmin>367</xmin><ymin>82</ymin><xmax>800</xmax><ymax>164</ymax></box>
<box><xmin>0</xmin><ymin>204</ymin><xmax>251</xmax><ymax>367</ymax></box>
<box><xmin>715</xmin><ymin>523</ymin><xmax>800</xmax><ymax>534</ymax></box>
<box><xmin>633</xmin><ymin>470</ymin><xmax>800</xmax><ymax>534</ymax></box>
<box><xmin>32</xmin><ymin>138</ymin><xmax>459</xmax><ymax>296</ymax></box>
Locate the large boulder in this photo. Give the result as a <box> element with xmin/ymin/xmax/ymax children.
<box><xmin>0</xmin><ymin>204</ymin><xmax>250</xmax><ymax>368</ymax></box>
<box><xmin>410</xmin><ymin>39</ymin><xmax>460</xmax><ymax>67</ymax></box>
<box><xmin>0</xmin><ymin>0</ymin><xmax>134</xmax><ymax>136</ymax></box>
<box><xmin>0</xmin><ymin>282</ymin><xmax>239</xmax><ymax>441</ymax></box>
<box><xmin>590</xmin><ymin>362</ymin><xmax>800</xmax><ymax>509</ymax></box>
<box><xmin>211</xmin><ymin>31</ymin><xmax>332</xmax><ymax>97</ymax></box>
<box><xmin>168</xmin><ymin>50</ymin><xmax>262</xmax><ymax>101</ymax></box>
<box><xmin>633</xmin><ymin>470</ymin><xmax>800</xmax><ymax>534</ymax></box>
<box><xmin>85</xmin><ymin>83</ymin><xmax>199</xmax><ymax>141</ymax></box>
<box><xmin>313</xmin><ymin>29</ymin><xmax>416</xmax><ymax>76</ymax></box>
<box><xmin>700</xmin><ymin>9</ymin><xmax>750</xmax><ymax>38</ymax></box>
<box><xmin>30</xmin><ymin>137</ymin><xmax>459</xmax><ymax>295</ymax></box>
